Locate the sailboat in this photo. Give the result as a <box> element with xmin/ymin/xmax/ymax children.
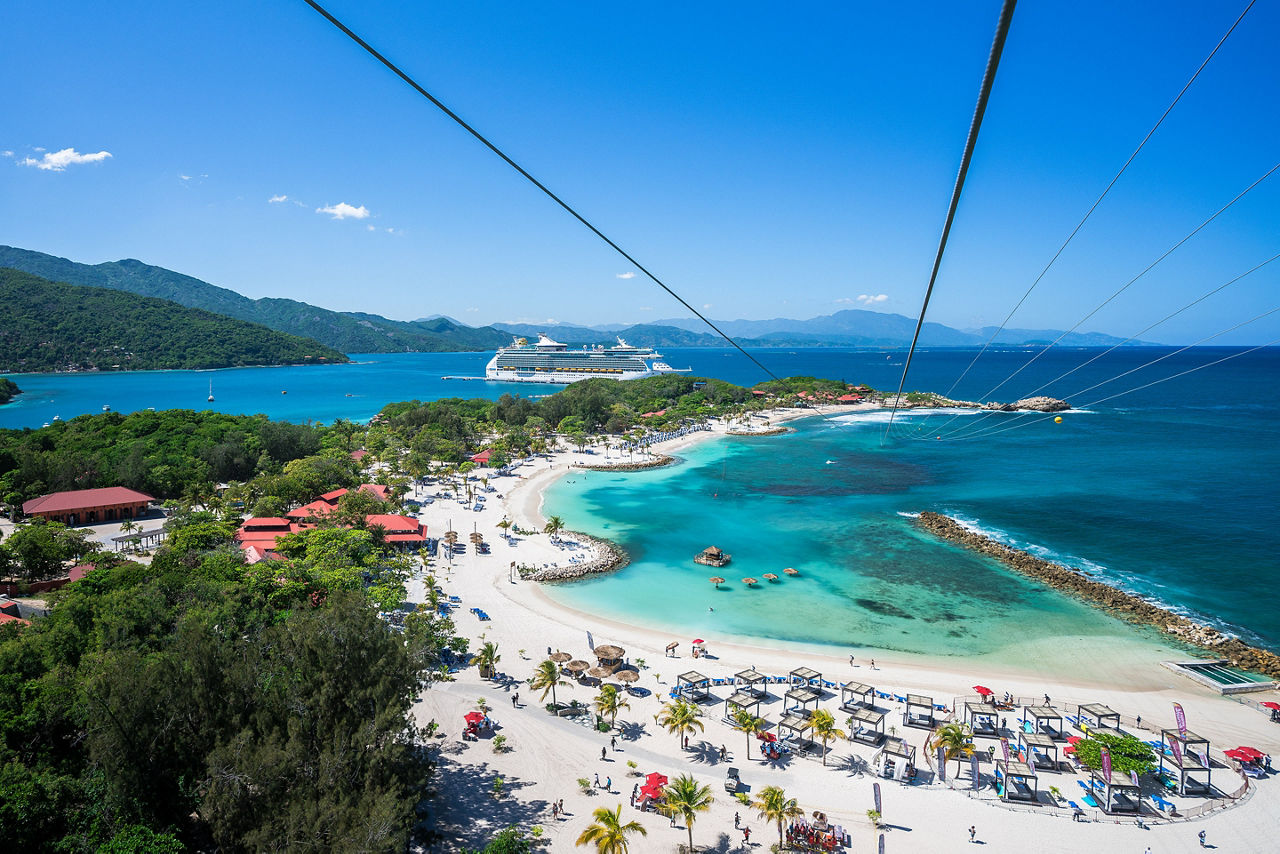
<box><xmin>207</xmin><ymin>379</ymin><xmax>215</xmax><ymax>402</ymax></box>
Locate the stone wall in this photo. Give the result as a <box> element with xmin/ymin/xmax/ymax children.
<box><xmin>528</xmin><ymin>532</ymin><xmax>630</xmax><ymax>582</ymax></box>
<box><xmin>915</xmin><ymin>511</ymin><xmax>1280</xmax><ymax>679</ymax></box>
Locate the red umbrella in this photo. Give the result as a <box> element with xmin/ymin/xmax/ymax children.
<box><xmin>692</xmin><ymin>638</ymin><xmax>705</xmax><ymax>645</ymax></box>
<box><xmin>1261</xmin><ymin>701</ymin><xmax>1280</xmax><ymax>711</ymax></box>
<box><xmin>464</xmin><ymin>711</ymin><xmax>485</xmax><ymax>724</ymax></box>
<box><xmin>757</xmin><ymin>732</ymin><xmax>778</xmax><ymax>743</ymax></box>
<box><xmin>645</xmin><ymin>772</ymin><xmax>668</xmax><ymax>787</ymax></box>
<box><xmin>1066</xmin><ymin>736</ymin><xmax>1083</xmax><ymax>744</ymax></box>
<box><xmin>972</xmin><ymin>685</ymin><xmax>994</xmax><ymax>696</ymax></box>
<box><xmin>1063</xmin><ymin>745</ymin><xmax>1076</xmax><ymax>755</ymax></box>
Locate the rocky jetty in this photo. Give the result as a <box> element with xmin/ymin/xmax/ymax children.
<box><xmin>575</xmin><ymin>455</ymin><xmax>675</xmax><ymax>472</ymax></box>
<box><xmin>527</xmin><ymin>532</ymin><xmax>629</xmax><ymax>582</ymax></box>
<box><xmin>726</xmin><ymin>427</ymin><xmax>790</xmax><ymax>437</ymax></box>
<box><xmin>915</xmin><ymin>512</ymin><xmax>1280</xmax><ymax>679</ymax></box>
<box><xmin>982</xmin><ymin>396</ymin><xmax>1070</xmax><ymax>412</ymax></box>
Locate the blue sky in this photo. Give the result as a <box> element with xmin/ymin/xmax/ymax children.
<box><xmin>2</xmin><ymin>1</ymin><xmax>1277</xmax><ymax>343</ymax></box>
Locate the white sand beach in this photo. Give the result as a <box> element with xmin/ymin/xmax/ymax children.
<box><xmin>405</xmin><ymin>411</ymin><xmax>1280</xmax><ymax>853</ymax></box>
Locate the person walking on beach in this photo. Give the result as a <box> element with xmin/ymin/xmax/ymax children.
<box><xmin>594</xmin><ymin>773</ymin><xmax>600</xmax><ymax>789</ymax></box>
<box><xmin>849</xmin><ymin>654</ymin><xmax>855</xmax><ymax>666</ymax></box>
<box><xmin>742</xmin><ymin>827</ymin><xmax>750</xmax><ymax>843</ymax></box>
<box><xmin>551</xmin><ymin>802</ymin><xmax>559</xmax><ymax>821</ymax></box>
<box><xmin>1199</xmin><ymin>829</ymin><xmax>1207</xmax><ymax>847</ymax></box>
<box><xmin>870</xmin><ymin>658</ymin><xmax>876</xmax><ymax>669</ymax></box>
<box><xmin>611</xmin><ymin>735</ymin><xmax>617</xmax><ymax>751</ymax></box>
<box><xmin>601</xmin><ymin>746</ymin><xmax>607</xmax><ymax>761</ymax></box>
<box><xmin>969</xmin><ymin>825</ymin><xmax>976</xmax><ymax>843</ymax></box>
<box><xmin>605</xmin><ymin>776</ymin><xmax>611</xmax><ymax>792</ymax></box>
<box><xmin>512</xmin><ymin>692</ymin><xmax>518</xmax><ymax>707</ymax></box>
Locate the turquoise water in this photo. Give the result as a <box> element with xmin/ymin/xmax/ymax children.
<box><xmin>536</xmin><ymin>347</ymin><xmax>1280</xmax><ymax>663</ymax></box>
<box><xmin>5</xmin><ymin>347</ymin><xmax>1277</xmax><ymax>665</ymax></box>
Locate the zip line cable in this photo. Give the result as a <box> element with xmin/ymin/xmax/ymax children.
<box><xmin>919</xmin><ymin>250</ymin><xmax>1280</xmax><ymax>441</ymax></box>
<box><xmin>905</xmin><ymin>159</ymin><xmax>1280</xmax><ymax>442</ymax></box>
<box><xmin>936</xmin><ymin>0</ymin><xmax>1258</xmax><ymax>403</ymax></box>
<box><xmin>934</xmin><ymin>307</ymin><xmax>1280</xmax><ymax>442</ymax></box>
<box><xmin>298</xmin><ymin>0</ymin><xmax>793</xmax><ymax>390</ymax></box>
<box><xmin>883</xmin><ymin>0</ymin><xmax>1018</xmax><ymax>442</ymax></box>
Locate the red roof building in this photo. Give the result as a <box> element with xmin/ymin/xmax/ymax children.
<box><xmin>470</xmin><ymin>450</ymin><xmax>492</xmax><ymax>465</ymax></box>
<box><xmin>365</xmin><ymin>514</ymin><xmax>428</xmax><ymax>545</ymax></box>
<box><xmin>350</xmin><ymin>449</ymin><xmax>369</xmax><ymax>462</ymax></box>
<box><xmin>22</xmin><ymin>487</ymin><xmax>155</xmax><ymax>525</ymax></box>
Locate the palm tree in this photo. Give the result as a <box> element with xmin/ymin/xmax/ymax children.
<box><xmin>544</xmin><ymin>515</ymin><xmax>565</xmax><ymax>536</ymax></box>
<box><xmin>932</xmin><ymin>721</ymin><xmax>975</xmax><ymax>779</ymax></box>
<box><xmin>118</xmin><ymin>518</ymin><xmax>138</xmax><ymax>536</ymax></box>
<box><xmin>658</xmin><ymin>774</ymin><xmax>714</xmax><ymax>853</ymax></box>
<box><xmin>530</xmin><ymin>658</ymin><xmax>567</xmax><ymax>708</ymax></box>
<box><xmin>731</xmin><ymin>707</ymin><xmax>765</xmax><ymax>761</ymax></box>
<box><xmin>575</xmin><ymin>804</ymin><xmax>647</xmax><ymax>854</ymax></box>
<box><xmin>594</xmin><ymin>684</ymin><xmax>631</xmax><ymax>728</ymax></box>
<box><xmin>469</xmin><ymin>641</ymin><xmax>501</xmax><ymax>679</ymax></box>
<box><xmin>753</xmin><ymin>785</ymin><xmax>803</xmax><ymax>852</ymax></box>
<box><xmin>810</xmin><ymin>708</ymin><xmax>846</xmax><ymax>766</ymax></box>
<box><xmin>654</xmin><ymin>698</ymin><xmax>704</xmax><ymax>751</ymax></box>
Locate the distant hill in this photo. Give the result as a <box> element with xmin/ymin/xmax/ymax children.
<box><xmin>0</xmin><ymin>267</ymin><xmax>348</xmax><ymax>373</ymax></box>
<box><xmin>491</xmin><ymin>323</ymin><xmax>725</xmax><ymax>348</ymax></box>
<box><xmin>0</xmin><ymin>246</ymin><xmax>510</xmax><ymax>354</ymax></box>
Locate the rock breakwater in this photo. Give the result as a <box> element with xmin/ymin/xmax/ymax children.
<box><xmin>527</xmin><ymin>532</ymin><xmax>630</xmax><ymax>582</ymax></box>
<box><xmin>726</xmin><ymin>427</ymin><xmax>790</xmax><ymax>437</ymax></box>
<box><xmin>575</xmin><ymin>455</ymin><xmax>675</xmax><ymax>472</ymax></box>
<box><xmin>915</xmin><ymin>512</ymin><xmax>1280</xmax><ymax>679</ymax></box>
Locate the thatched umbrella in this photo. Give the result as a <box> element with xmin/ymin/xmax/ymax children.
<box><xmin>549</xmin><ymin>651</ymin><xmax>572</xmax><ymax>663</ymax></box>
<box><xmin>565</xmin><ymin>659</ymin><xmax>590</xmax><ymax>673</ymax></box>
<box><xmin>762</xmin><ymin>573</ymin><xmax>779</xmax><ymax>582</ymax></box>
<box><xmin>742</xmin><ymin>577</ymin><xmax>759</xmax><ymax>586</ymax></box>
<box><xmin>594</xmin><ymin>644</ymin><xmax>625</xmax><ymax>660</ymax></box>
<box><xmin>709</xmin><ymin>576</ymin><xmax>726</xmax><ymax>588</ymax></box>
<box><xmin>783</xmin><ymin>567</ymin><xmax>800</xmax><ymax>576</ymax></box>
<box><xmin>586</xmin><ymin>666</ymin><xmax>613</xmax><ymax>680</ymax></box>
<box><xmin>614</xmin><ymin>669</ymin><xmax>639</xmax><ymax>684</ymax></box>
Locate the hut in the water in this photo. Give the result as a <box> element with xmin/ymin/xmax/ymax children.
<box><xmin>694</xmin><ymin>546</ymin><xmax>732</xmax><ymax>567</ymax></box>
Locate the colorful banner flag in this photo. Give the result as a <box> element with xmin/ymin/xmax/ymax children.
<box><xmin>971</xmin><ymin>752</ymin><xmax>982</xmax><ymax>791</ymax></box>
<box><xmin>1000</xmin><ymin>737</ymin><xmax>1011</xmax><ymax>763</ymax></box>
<box><xmin>1169</xmin><ymin>737</ymin><xmax>1183</xmax><ymax>767</ymax></box>
<box><xmin>937</xmin><ymin>744</ymin><xmax>947</xmax><ymax>782</ymax></box>
<box><xmin>1130</xmin><ymin>770</ymin><xmax>1141</xmax><ymax>788</ymax></box>
<box><xmin>1101</xmin><ymin>746</ymin><xmax>1112</xmax><ymax>781</ymax></box>
<box><xmin>873</xmin><ymin>782</ymin><xmax>882</xmax><ymax>815</ymax></box>
<box><xmin>1196</xmin><ymin>748</ymin><xmax>1210</xmax><ymax>769</ymax></box>
<box><xmin>1173</xmin><ymin>702</ymin><xmax>1187</xmax><ymax>735</ymax></box>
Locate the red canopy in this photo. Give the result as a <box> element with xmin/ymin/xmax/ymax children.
<box><xmin>464</xmin><ymin>711</ymin><xmax>486</xmax><ymax>724</ymax></box>
<box><xmin>1261</xmin><ymin>701</ymin><xmax>1280</xmax><ymax>711</ymax></box>
<box><xmin>1235</xmin><ymin>746</ymin><xmax>1265</xmax><ymax>760</ymax></box>
<box><xmin>972</xmin><ymin>685</ymin><xmax>993</xmax><ymax>696</ymax></box>
<box><xmin>692</xmin><ymin>638</ymin><xmax>705</xmax><ymax>645</ymax></box>
<box><xmin>645</xmin><ymin>772</ymin><xmax>668</xmax><ymax>787</ymax></box>
<box><xmin>1066</xmin><ymin>736</ymin><xmax>1083</xmax><ymax>744</ymax></box>
<box><xmin>757</xmin><ymin>732</ymin><xmax>778</xmax><ymax>743</ymax></box>
<box><xmin>1063</xmin><ymin>745</ymin><xmax>1076</xmax><ymax>755</ymax></box>
<box><xmin>639</xmin><ymin>783</ymin><xmax>664</xmax><ymax>800</ymax></box>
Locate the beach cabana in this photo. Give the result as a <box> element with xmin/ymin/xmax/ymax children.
<box><xmin>904</xmin><ymin>694</ymin><xmax>936</xmax><ymax>729</ymax></box>
<box><xmin>848</xmin><ymin>707</ymin><xmax>886</xmax><ymax>745</ymax></box>
<box><xmin>677</xmin><ymin>671</ymin><xmax>712</xmax><ymax>702</ymax></box>
<box><xmin>839</xmin><ymin>681</ymin><xmax>875</xmax><ymax>712</ymax></box>
<box><xmin>878</xmin><ymin>737</ymin><xmax>916</xmax><ymax>780</ymax></box>
<box><xmin>785</xmin><ymin>685</ymin><xmax>822</xmax><ymax>715</ymax></box>
<box><xmin>964</xmin><ymin>701</ymin><xmax>1000</xmax><ymax>737</ymax></box>
<box><xmin>1077</xmin><ymin>703</ymin><xmax>1121</xmax><ymax>732</ymax></box>
<box><xmin>694</xmin><ymin>546</ymin><xmax>731</xmax><ymax>567</ymax></box>
<box><xmin>725</xmin><ymin>690</ymin><xmax>763</xmax><ymax>720</ymax></box>
<box><xmin>996</xmin><ymin>760</ymin><xmax>1038</xmax><ymax>803</ymax></box>
<box><xmin>594</xmin><ymin>644</ymin><xmax>625</xmax><ymax>669</ymax></box>
<box><xmin>665</xmin><ymin>641</ymin><xmax>679</xmax><ymax>657</ymax></box>
<box><xmin>1160</xmin><ymin>728</ymin><xmax>1213</xmax><ymax>796</ymax></box>
<box><xmin>789</xmin><ymin>666</ymin><xmax>822</xmax><ymax>689</ymax></box>
<box><xmin>735</xmin><ymin>668</ymin><xmax>769</xmax><ymax>698</ymax></box>
<box><xmin>1018</xmin><ymin>731</ymin><xmax>1061</xmax><ymax>772</ymax></box>
<box><xmin>778</xmin><ymin>710</ymin><xmax>814</xmax><ymax>747</ymax></box>
<box><xmin>1026</xmin><ymin>706</ymin><xmax>1065</xmax><ymax>740</ymax></box>
<box><xmin>1090</xmin><ymin>768</ymin><xmax>1142</xmax><ymax>813</ymax></box>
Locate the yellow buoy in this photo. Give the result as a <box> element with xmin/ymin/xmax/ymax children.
<box><xmin>1054</xmin><ymin>416</ymin><xmax>1063</xmax><ymax>423</ymax></box>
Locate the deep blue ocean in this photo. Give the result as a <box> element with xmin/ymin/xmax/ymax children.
<box><xmin>4</xmin><ymin>347</ymin><xmax>1277</xmax><ymax>660</ymax></box>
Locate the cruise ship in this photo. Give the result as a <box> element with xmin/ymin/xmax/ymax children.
<box><xmin>484</xmin><ymin>334</ymin><xmax>690</xmax><ymax>384</ymax></box>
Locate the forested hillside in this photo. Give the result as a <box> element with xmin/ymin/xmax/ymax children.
<box><xmin>0</xmin><ymin>246</ymin><xmax>509</xmax><ymax>353</ymax></box>
<box><xmin>0</xmin><ymin>268</ymin><xmax>348</xmax><ymax>372</ymax></box>
<box><xmin>0</xmin><ymin>378</ymin><xmax>19</xmax><ymax>405</ymax></box>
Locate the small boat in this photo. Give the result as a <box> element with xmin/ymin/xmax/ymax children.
<box><xmin>207</xmin><ymin>379</ymin><xmax>215</xmax><ymax>402</ymax></box>
<box><xmin>52</xmin><ymin>415</ymin><xmax>61</xmax><ymax>421</ymax></box>
<box><xmin>281</xmin><ymin>390</ymin><xmax>287</xmax><ymax>394</ymax></box>
<box><xmin>102</xmin><ymin>404</ymin><xmax>111</xmax><ymax>412</ymax></box>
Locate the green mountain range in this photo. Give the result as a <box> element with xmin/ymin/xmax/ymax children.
<box><xmin>0</xmin><ymin>246</ymin><xmax>509</xmax><ymax>354</ymax></box>
<box><xmin>0</xmin><ymin>268</ymin><xmax>348</xmax><ymax>373</ymax></box>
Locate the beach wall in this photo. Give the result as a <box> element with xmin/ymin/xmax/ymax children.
<box><xmin>914</xmin><ymin>512</ymin><xmax>1280</xmax><ymax>679</ymax></box>
<box><xmin>527</xmin><ymin>532</ymin><xmax>629</xmax><ymax>582</ymax></box>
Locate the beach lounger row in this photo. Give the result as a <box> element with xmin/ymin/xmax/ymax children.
<box><xmin>469</xmin><ymin>607</ymin><xmax>491</xmax><ymax>621</ymax></box>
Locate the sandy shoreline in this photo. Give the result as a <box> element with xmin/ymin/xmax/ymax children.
<box><xmin>406</xmin><ymin>406</ymin><xmax>1280</xmax><ymax>852</ymax></box>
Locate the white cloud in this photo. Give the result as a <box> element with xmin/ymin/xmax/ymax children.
<box><xmin>20</xmin><ymin>147</ymin><xmax>112</xmax><ymax>171</ymax></box>
<box><xmin>33</xmin><ymin>147</ymin><xmax>45</xmax><ymax>152</ymax></box>
<box><xmin>1</xmin><ymin>150</ymin><xmax>13</xmax><ymax>158</ymax></box>
<box><xmin>616</xmin><ymin>272</ymin><xmax>637</xmax><ymax>279</ymax></box>
<box><xmin>639</xmin><ymin>306</ymin><xmax>653</xmax><ymax>311</ymax></box>
<box><xmin>268</xmin><ymin>194</ymin><xmax>288</xmax><ymax>203</ymax></box>
<box><xmin>466</xmin><ymin>307</ymin><xmax>480</xmax><ymax>312</ymax></box>
<box><xmin>702</xmin><ymin>303</ymin><xmax>713</xmax><ymax>310</ymax></box>
<box><xmin>366</xmin><ymin>224</ymin><xmax>376</xmax><ymax>232</ymax></box>
<box><xmin>835</xmin><ymin>297</ymin><xmax>854</xmax><ymax>304</ymax></box>
<box><xmin>180</xmin><ymin>174</ymin><xmax>192</xmax><ymax>181</ymax></box>
<box><xmin>317</xmin><ymin>201</ymin><xmax>370</xmax><ymax>220</ymax></box>
<box><xmin>856</xmin><ymin>293</ymin><xmax>889</xmax><ymax>305</ymax></box>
